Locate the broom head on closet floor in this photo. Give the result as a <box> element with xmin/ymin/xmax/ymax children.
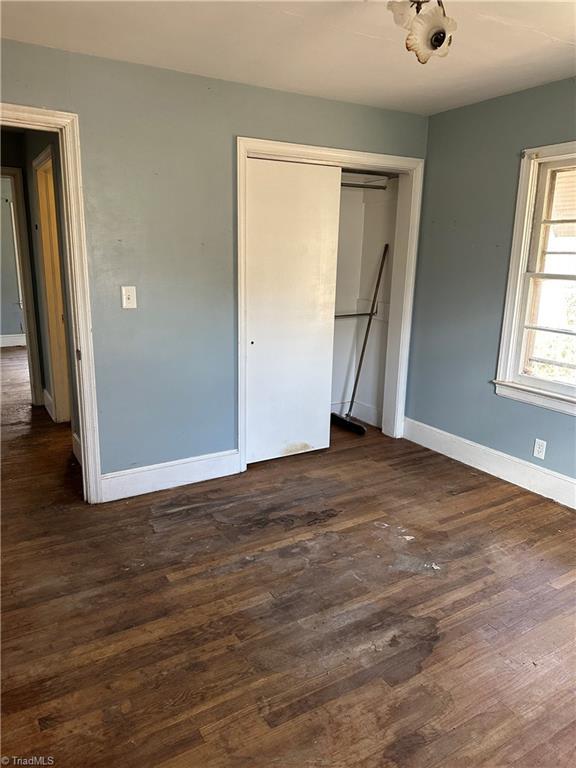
<box><xmin>330</xmin><ymin>412</ymin><xmax>367</xmax><ymax>436</ymax></box>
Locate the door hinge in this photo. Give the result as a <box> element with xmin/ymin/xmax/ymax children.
<box><xmin>75</xmin><ymin>349</ymin><xmax>82</xmax><ymax>362</ymax></box>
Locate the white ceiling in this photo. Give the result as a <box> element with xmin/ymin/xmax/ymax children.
<box><xmin>2</xmin><ymin>1</ymin><xmax>575</xmax><ymax>114</ymax></box>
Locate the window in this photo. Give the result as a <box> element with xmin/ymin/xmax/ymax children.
<box><xmin>495</xmin><ymin>142</ymin><xmax>576</xmax><ymax>416</ymax></box>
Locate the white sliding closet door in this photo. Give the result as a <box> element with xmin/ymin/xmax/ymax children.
<box><xmin>245</xmin><ymin>158</ymin><xmax>341</xmax><ymax>463</ymax></box>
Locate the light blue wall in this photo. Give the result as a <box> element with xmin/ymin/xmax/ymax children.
<box><xmin>1</xmin><ymin>176</ymin><xmax>23</xmax><ymax>336</ymax></box>
<box><xmin>1</xmin><ymin>40</ymin><xmax>428</xmax><ymax>473</ymax></box>
<box><xmin>407</xmin><ymin>79</ymin><xmax>576</xmax><ymax>478</ymax></box>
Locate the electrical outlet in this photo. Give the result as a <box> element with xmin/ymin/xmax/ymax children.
<box><xmin>533</xmin><ymin>438</ymin><xmax>547</xmax><ymax>460</ymax></box>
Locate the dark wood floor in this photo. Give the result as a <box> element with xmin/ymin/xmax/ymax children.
<box><xmin>1</xmin><ymin>346</ymin><xmax>575</xmax><ymax>767</ymax></box>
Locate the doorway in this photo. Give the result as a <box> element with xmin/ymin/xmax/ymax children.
<box><xmin>0</xmin><ymin>104</ymin><xmax>100</xmax><ymax>502</ymax></box>
<box><xmin>1</xmin><ymin>129</ymin><xmax>77</xmax><ymax>480</ymax></box>
<box><xmin>237</xmin><ymin>137</ymin><xmax>424</xmax><ymax>471</ymax></box>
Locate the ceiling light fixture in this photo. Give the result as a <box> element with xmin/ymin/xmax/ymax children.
<box><xmin>388</xmin><ymin>0</ymin><xmax>457</xmax><ymax>64</ymax></box>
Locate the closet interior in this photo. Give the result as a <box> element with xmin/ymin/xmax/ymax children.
<box><xmin>331</xmin><ymin>170</ymin><xmax>399</xmax><ymax>430</ymax></box>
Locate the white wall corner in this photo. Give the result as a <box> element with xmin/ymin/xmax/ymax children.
<box><xmin>99</xmin><ymin>449</ymin><xmax>241</xmax><ymax>503</ymax></box>
<box><xmin>403</xmin><ymin>418</ymin><xmax>575</xmax><ymax>509</ymax></box>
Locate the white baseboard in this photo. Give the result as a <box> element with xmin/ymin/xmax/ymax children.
<box><xmin>332</xmin><ymin>400</ymin><xmax>382</xmax><ymax>428</ymax></box>
<box><xmin>72</xmin><ymin>432</ymin><xmax>82</xmax><ymax>464</ymax></box>
<box><xmin>1</xmin><ymin>333</ymin><xmax>26</xmax><ymax>347</ymax></box>
<box><xmin>99</xmin><ymin>449</ymin><xmax>242</xmax><ymax>503</ymax></box>
<box><xmin>43</xmin><ymin>388</ymin><xmax>56</xmax><ymax>421</ymax></box>
<box><xmin>403</xmin><ymin>418</ymin><xmax>575</xmax><ymax>509</ymax></box>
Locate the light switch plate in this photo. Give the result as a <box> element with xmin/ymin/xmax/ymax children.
<box><xmin>121</xmin><ymin>285</ymin><xmax>137</xmax><ymax>309</ymax></box>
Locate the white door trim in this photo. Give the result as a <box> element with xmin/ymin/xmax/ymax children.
<box><xmin>1</xmin><ymin>166</ymin><xmax>43</xmax><ymax>404</ymax></box>
<box><xmin>237</xmin><ymin>137</ymin><xmax>425</xmax><ymax>471</ymax></box>
<box><xmin>1</xmin><ymin>102</ymin><xmax>101</xmax><ymax>503</ymax></box>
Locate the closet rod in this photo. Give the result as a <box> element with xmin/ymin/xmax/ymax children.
<box><xmin>335</xmin><ymin>312</ymin><xmax>372</xmax><ymax>318</ymax></box>
<box><xmin>341</xmin><ymin>183</ymin><xmax>387</xmax><ymax>191</ymax></box>
<box><xmin>342</xmin><ymin>168</ymin><xmax>399</xmax><ymax>178</ymax></box>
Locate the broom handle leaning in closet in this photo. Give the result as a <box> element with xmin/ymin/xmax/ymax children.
<box><xmin>346</xmin><ymin>243</ymin><xmax>389</xmax><ymax>419</ymax></box>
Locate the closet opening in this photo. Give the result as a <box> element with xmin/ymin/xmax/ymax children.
<box><xmin>237</xmin><ymin>137</ymin><xmax>425</xmax><ymax>471</ymax></box>
<box><xmin>331</xmin><ymin>170</ymin><xmax>400</xmax><ymax>434</ymax></box>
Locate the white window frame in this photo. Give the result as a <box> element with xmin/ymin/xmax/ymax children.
<box><xmin>495</xmin><ymin>141</ymin><xmax>576</xmax><ymax>417</ymax></box>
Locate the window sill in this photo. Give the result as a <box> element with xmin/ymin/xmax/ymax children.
<box><xmin>494</xmin><ymin>380</ymin><xmax>576</xmax><ymax>416</ymax></box>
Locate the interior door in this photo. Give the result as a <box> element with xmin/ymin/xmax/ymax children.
<box><xmin>245</xmin><ymin>158</ymin><xmax>341</xmax><ymax>463</ymax></box>
<box><xmin>35</xmin><ymin>151</ymin><xmax>71</xmax><ymax>423</ymax></box>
